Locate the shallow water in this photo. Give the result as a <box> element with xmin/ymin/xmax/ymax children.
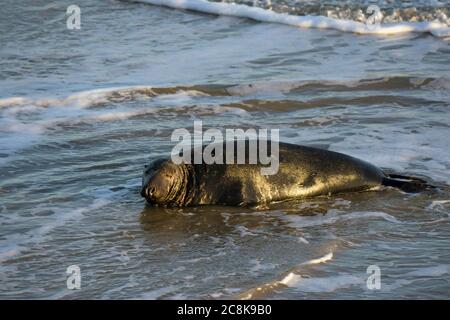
<box><xmin>0</xmin><ymin>0</ymin><xmax>449</xmax><ymax>299</ymax></box>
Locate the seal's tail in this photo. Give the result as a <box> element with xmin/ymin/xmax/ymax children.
<box><xmin>382</xmin><ymin>174</ymin><xmax>434</xmax><ymax>193</ymax></box>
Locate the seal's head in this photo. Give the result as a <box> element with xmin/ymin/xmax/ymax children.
<box><xmin>141</xmin><ymin>159</ymin><xmax>192</xmax><ymax>206</ymax></box>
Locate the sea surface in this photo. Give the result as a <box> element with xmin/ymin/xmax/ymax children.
<box><xmin>0</xmin><ymin>0</ymin><xmax>449</xmax><ymax>299</ymax></box>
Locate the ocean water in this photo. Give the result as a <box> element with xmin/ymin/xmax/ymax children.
<box><xmin>0</xmin><ymin>0</ymin><xmax>449</xmax><ymax>299</ymax></box>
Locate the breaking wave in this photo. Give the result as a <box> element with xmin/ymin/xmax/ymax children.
<box><xmin>1</xmin><ymin>76</ymin><xmax>449</xmax><ymax>109</ymax></box>
<box><xmin>131</xmin><ymin>0</ymin><xmax>450</xmax><ymax>37</ymax></box>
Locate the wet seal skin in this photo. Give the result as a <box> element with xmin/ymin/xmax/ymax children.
<box><xmin>141</xmin><ymin>141</ymin><xmax>433</xmax><ymax>207</ymax></box>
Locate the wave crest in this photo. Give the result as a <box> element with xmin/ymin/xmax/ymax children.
<box><xmin>133</xmin><ymin>0</ymin><xmax>450</xmax><ymax>37</ymax></box>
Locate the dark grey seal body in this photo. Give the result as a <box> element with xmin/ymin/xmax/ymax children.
<box><xmin>141</xmin><ymin>141</ymin><xmax>430</xmax><ymax>207</ymax></box>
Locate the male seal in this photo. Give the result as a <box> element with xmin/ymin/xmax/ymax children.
<box><xmin>141</xmin><ymin>141</ymin><xmax>431</xmax><ymax>207</ymax></box>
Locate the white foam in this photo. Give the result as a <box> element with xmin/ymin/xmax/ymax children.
<box><xmin>249</xmin><ymin>259</ymin><xmax>277</xmax><ymax>273</ymax></box>
<box><xmin>291</xmin><ymin>274</ymin><xmax>364</xmax><ymax>292</ymax></box>
<box><xmin>304</xmin><ymin>252</ymin><xmax>333</xmax><ymax>265</ymax></box>
<box><xmin>279</xmin><ymin>272</ymin><xmax>302</xmax><ymax>286</ymax></box>
<box><xmin>405</xmin><ymin>265</ymin><xmax>449</xmax><ymax>277</ymax></box>
<box><xmin>428</xmin><ymin>200</ymin><xmax>450</xmax><ymax>209</ymax></box>
<box><xmin>424</xmin><ymin>77</ymin><xmax>450</xmax><ymax>90</ymax></box>
<box><xmin>0</xmin><ymin>198</ymin><xmax>111</xmax><ymax>263</ymax></box>
<box><xmin>0</xmin><ymin>86</ymin><xmax>208</xmax><ymax>110</ymax></box>
<box><xmin>298</xmin><ymin>237</ymin><xmax>309</xmax><ymax>244</ymax></box>
<box><xmin>284</xmin><ymin>211</ymin><xmax>400</xmax><ymax>229</ymax></box>
<box><xmin>382</xmin><ymin>265</ymin><xmax>450</xmax><ymax>292</ymax></box>
<box><xmin>56</xmin><ymin>86</ymin><xmax>158</xmax><ymax>108</ymax></box>
<box><xmin>246</xmin><ymin>257</ymin><xmax>361</xmax><ymax>293</ymax></box>
<box><xmin>0</xmin><ymin>86</ymin><xmax>213</xmax><ymax>165</ymax></box>
<box><xmin>0</xmin><ymin>97</ymin><xmax>30</xmax><ymax>108</ymax></box>
<box><xmin>136</xmin><ymin>0</ymin><xmax>450</xmax><ymax>37</ymax></box>
<box><xmin>278</xmin><ymin>252</ymin><xmax>333</xmax><ymax>286</ymax></box>
<box><xmin>235</xmin><ymin>225</ymin><xmax>258</xmax><ymax>237</ymax></box>
<box><xmin>152</xmin><ymin>89</ymin><xmax>208</xmax><ymax>102</ymax></box>
<box><xmin>0</xmin><ymin>86</ymin><xmax>152</xmax><ymax>110</ymax></box>
<box><xmin>330</xmin><ymin>122</ymin><xmax>450</xmax><ymax>184</ymax></box>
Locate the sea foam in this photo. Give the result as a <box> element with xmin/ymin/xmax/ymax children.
<box><xmin>135</xmin><ymin>0</ymin><xmax>450</xmax><ymax>37</ymax></box>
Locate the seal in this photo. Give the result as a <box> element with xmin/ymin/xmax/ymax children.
<box><xmin>141</xmin><ymin>141</ymin><xmax>431</xmax><ymax>207</ymax></box>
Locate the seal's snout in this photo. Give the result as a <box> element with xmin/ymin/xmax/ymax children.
<box><xmin>141</xmin><ymin>186</ymin><xmax>155</xmax><ymax>198</ymax></box>
<box><xmin>146</xmin><ymin>187</ymin><xmax>155</xmax><ymax>197</ymax></box>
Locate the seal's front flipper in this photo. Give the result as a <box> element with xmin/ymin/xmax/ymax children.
<box><xmin>382</xmin><ymin>174</ymin><xmax>434</xmax><ymax>193</ymax></box>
